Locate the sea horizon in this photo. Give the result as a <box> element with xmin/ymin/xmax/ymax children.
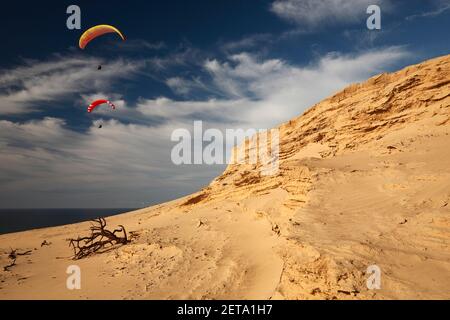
<box><xmin>0</xmin><ymin>208</ymin><xmax>139</xmax><ymax>235</ymax></box>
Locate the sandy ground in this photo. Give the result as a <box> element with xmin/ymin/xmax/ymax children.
<box><xmin>0</xmin><ymin>201</ymin><xmax>283</xmax><ymax>300</ymax></box>
<box><xmin>0</xmin><ymin>54</ymin><xmax>449</xmax><ymax>300</ymax></box>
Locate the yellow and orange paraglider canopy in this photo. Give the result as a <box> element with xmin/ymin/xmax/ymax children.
<box><xmin>79</xmin><ymin>25</ymin><xmax>125</xmax><ymax>49</ymax></box>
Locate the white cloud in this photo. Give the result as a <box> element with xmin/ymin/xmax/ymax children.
<box><xmin>160</xmin><ymin>47</ymin><xmax>410</xmax><ymax>129</ymax></box>
<box><xmin>165</xmin><ymin>77</ymin><xmax>213</xmax><ymax>96</ymax></box>
<box><xmin>0</xmin><ymin>56</ymin><xmax>142</xmax><ymax>115</ymax></box>
<box><xmin>220</xmin><ymin>33</ymin><xmax>274</xmax><ymax>52</ymax></box>
<box><xmin>201</xmin><ymin>54</ymin><xmax>284</xmax><ymax>99</ymax></box>
<box><xmin>166</xmin><ymin>77</ymin><xmax>193</xmax><ymax>95</ymax></box>
<box><xmin>147</xmin><ymin>47</ymin><xmax>203</xmax><ymax>71</ymax></box>
<box><xmin>0</xmin><ymin>117</ymin><xmax>221</xmax><ymax>208</ymax></box>
<box><xmin>270</xmin><ymin>0</ymin><xmax>391</xmax><ymax>28</ymax></box>
<box><xmin>111</xmin><ymin>39</ymin><xmax>166</xmax><ymax>51</ymax></box>
<box><xmin>406</xmin><ymin>0</ymin><xmax>450</xmax><ymax>21</ymax></box>
<box><xmin>136</xmin><ymin>97</ymin><xmax>249</xmax><ymax>124</ymax></box>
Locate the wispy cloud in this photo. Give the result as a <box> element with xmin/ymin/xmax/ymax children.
<box><xmin>165</xmin><ymin>77</ymin><xmax>212</xmax><ymax>96</ymax></box>
<box><xmin>406</xmin><ymin>1</ymin><xmax>450</xmax><ymax>21</ymax></box>
<box><xmin>0</xmin><ymin>55</ymin><xmax>142</xmax><ymax>115</ymax></box>
<box><xmin>148</xmin><ymin>46</ymin><xmax>411</xmax><ymax>129</ymax></box>
<box><xmin>220</xmin><ymin>33</ymin><xmax>274</xmax><ymax>52</ymax></box>
<box><xmin>270</xmin><ymin>0</ymin><xmax>391</xmax><ymax>28</ymax></box>
<box><xmin>0</xmin><ymin>117</ymin><xmax>221</xmax><ymax>208</ymax></box>
<box><xmin>110</xmin><ymin>39</ymin><xmax>167</xmax><ymax>51</ymax></box>
<box><xmin>146</xmin><ymin>47</ymin><xmax>203</xmax><ymax>71</ymax></box>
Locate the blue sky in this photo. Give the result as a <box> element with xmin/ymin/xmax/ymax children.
<box><xmin>0</xmin><ymin>0</ymin><xmax>449</xmax><ymax>208</ymax></box>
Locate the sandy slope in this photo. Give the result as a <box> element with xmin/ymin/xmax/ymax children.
<box><xmin>1</xmin><ymin>54</ymin><xmax>449</xmax><ymax>300</ymax></box>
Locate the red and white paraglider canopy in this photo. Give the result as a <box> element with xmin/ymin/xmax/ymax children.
<box><xmin>87</xmin><ymin>99</ymin><xmax>116</xmax><ymax>113</ymax></box>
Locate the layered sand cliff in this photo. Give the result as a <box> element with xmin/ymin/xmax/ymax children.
<box><xmin>1</xmin><ymin>54</ymin><xmax>449</xmax><ymax>300</ymax></box>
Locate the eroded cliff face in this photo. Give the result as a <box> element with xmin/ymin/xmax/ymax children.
<box><xmin>195</xmin><ymin>54</ymin><xmax>449</xmax><ymax>201</ymax></box>
<box><xmin>180</xmin><ymin>54</ymin><xmax>450</xmax><ymax>299</ymax></box>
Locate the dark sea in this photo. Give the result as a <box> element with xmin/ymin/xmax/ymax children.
<box><xmin>0</xmin><ymin>209</ymin><xmax>138</xmax><ymax>235</ymax></box>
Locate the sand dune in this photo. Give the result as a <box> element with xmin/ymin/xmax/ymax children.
<box><xmin>1</xmin><ymin>54</ymin><xmax>449</xmax><ymax>300</ymax></box>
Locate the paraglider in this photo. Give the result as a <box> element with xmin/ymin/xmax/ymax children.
<box><xmin>79</xmin><ymin>25</ymin><xmax>125</xmax><ymax>49</ymax></box>
<box><xmin>88</xmin><ymin>100</ymin><xmax>116</xmax><ymax>129</ymax></box>
<box><xmin>87</xmin><ymin>99</ymin><xmax>116</xmax><ymax>113</ymax></box>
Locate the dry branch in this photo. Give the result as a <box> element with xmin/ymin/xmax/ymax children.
<box><xmin>3</xmin><ymin>249</ymin><xmax>31</xmax><ymax>272</ymax></box>
<box><xmin>3</xmin><ymin>258</ymin><xmax>16</xmax><ymax>272</ymax></box>
<box><xmin>41</xmin><ymin>240</ymin><xmax>51</xmax><ymax>247</ymax></box>
<box><xmin>8</xmin><ymin>249</ymin><xmax>32</xmax><ymax>259</ymax></box>
<box><xmin>67</xmin><ymin>218</ymin><xmax>129</xmax><ymax>260</ymax></box>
